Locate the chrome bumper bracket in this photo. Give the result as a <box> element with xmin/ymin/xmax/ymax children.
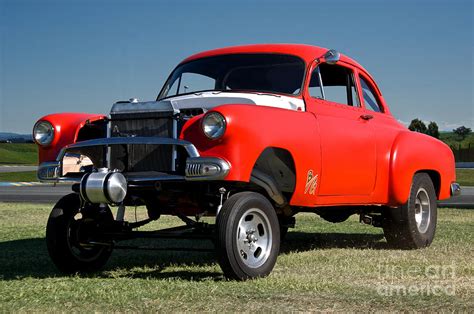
<box><xmin>450</xmin><ymin>182</ymin><xmax>461</xmax><ymax>197</ymax></box>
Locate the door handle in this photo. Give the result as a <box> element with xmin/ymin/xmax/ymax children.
<box><xmin>360</xmin><ymin>114</ymin><xmax>374</xmax><ymax>121</ymax></box>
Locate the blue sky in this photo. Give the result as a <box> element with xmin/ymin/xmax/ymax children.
<box><xmin>0</xmin><ymin>0</ymin><xmax>472</xmax><ymax>133</ymax></box>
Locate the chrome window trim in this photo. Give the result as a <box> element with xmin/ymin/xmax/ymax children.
<box><xmin>316</xmin><ymin>66</ymin><xmax>325</xmax><ymax>99</ymax></box>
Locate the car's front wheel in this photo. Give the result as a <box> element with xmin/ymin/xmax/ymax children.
<box><xmin>383</xmin><ymin>173</ymin><xmax>437</xmax><ymax>249</ymax></box>
<box><xmin>46</xmin><ymin>193</ymin><xmax>114</xmax><ymax>273</ymax></box>
<box><xmin>216</xmin><ymin>192</ymin><xmax>280</xmax><ymax>280</ymax></box>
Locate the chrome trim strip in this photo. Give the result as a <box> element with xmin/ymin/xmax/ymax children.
<box><xmin>56</xmin><ymin>136</ymin><xmax>200</xmax><ymax>161</ymax></box>
<box><xmin>450</xmin><ymin>182</ymin><xmax>461</xmax><ymax>197</ymax></box>
<box><xmin>185</xmin><ymin>157</ymin><xmax>230</xmax><ymax>181</ymax></box>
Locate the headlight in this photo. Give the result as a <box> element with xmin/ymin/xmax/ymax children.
<box><xmin>33</xmin><ymin>121</ymin><xmax>55</xmax><ymax>145</ymax></box>
<box><xmin>202</xmin><ymin>112</ymin><xmax>226</xmax><ymax>139</ymax></box>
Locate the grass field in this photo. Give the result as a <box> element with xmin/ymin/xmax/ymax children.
<box><xmin>0</xmin><ymin>203</ymin><xmax>472</xmax><ymax>311</ymax></box>
<box><xmin>0</xmin><ymin>144</ymin><xmax>37</xmax><ymax>165</ymax></box>
<box><xmin>0</xmin><ymin>171</ymin><xmax>37</xmax><ymax>182</ymax></box>
<box><xmin>456</xmin><ymin>169</ymin><xmax>474</xmax><ymax>186</ymax></box>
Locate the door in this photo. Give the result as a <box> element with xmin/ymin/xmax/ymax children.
<box><xmin>306</xmin><ymin>62</ymin><xmax>377</xmax><ymax>196</ymax></box>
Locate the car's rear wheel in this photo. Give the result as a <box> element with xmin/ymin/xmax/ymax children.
<box><xmin>383</xmin><ymin>173</ymin><xmax>437</xmax><ymax>249</ymax></box>
<box><xmin>216</xmin><ymin>192</ymin><xmax>280</xmax><ymax>280</ymax></box>
<box><xmin>46</xmin><ymin>193</ymin><xmax>114</xmax><ymax>273</ymax></box>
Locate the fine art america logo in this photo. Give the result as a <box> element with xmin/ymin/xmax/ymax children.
<box><xmin>376</xmin><ymin>264</ymin><xmax>456</xmax><ymax>296</ymax></box>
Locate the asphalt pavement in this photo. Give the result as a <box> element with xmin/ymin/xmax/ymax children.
<box><xmin>0</xmin><ymin>165</ymin><xmax>37</xmax><ymax>173</ymax></box>
<box><xmin>438</xmin><ymin>186</ymin><xmax>474</xmax><ymax>209</ymax></box>
<box><xmin>0</xmin><ymin>184</ymin><xmax>72</xmax><ymax>203</ymax></box>
<box><xmin>0</xmin><ymin>183</ymin><xmax>473</xmax><ymax>208</ymax></box>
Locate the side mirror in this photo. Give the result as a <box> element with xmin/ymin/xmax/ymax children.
<box><xmin>323</xmin><ymin>49</ymin><xmax>340</xmax><ymax>64</ymax></box>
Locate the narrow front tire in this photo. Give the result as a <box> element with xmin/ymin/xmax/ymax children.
<box><xmin>216</xmin><ymin>192</ymin><xmax>280</xmax><ymax>280</ymax></box>
<box><xmin>46</xmin><ymin>193</ymin><xmax>113</xmax><ymax>273</ymax></box>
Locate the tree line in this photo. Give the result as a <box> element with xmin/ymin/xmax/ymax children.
<box><xmin>408</xmin><ymin>119</ymin><xmax>472</xmax><ymax>141</ymax></box>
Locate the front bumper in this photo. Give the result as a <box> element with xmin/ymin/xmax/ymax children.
<box><xmin>37</xmin><ymin>137</ymin><xmax>230</xmax><ymax>183</ymax></box>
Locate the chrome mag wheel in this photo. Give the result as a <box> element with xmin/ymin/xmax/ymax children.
<box><xmin>414</xmin><ymin>187</ymin><xmax>431</xmax><ymax>234</ymax></box>
<box><xmin>236</xmin><ymin>208</ymin><xmax>273</xmax><ymax>268</ymax></box>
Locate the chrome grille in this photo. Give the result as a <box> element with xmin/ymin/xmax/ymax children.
<box><xmin>109</xmin><ymin>112</ymin><xmax>175</xmax><ymax>172</ymax></box>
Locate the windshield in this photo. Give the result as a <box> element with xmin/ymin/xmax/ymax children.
<box><xmin>158</xmin><ymin>54</ymin><xmax>306</xmax><ymax>100</ymax></box>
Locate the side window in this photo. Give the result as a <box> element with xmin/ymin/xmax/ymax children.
<box><xmin>309</xmin><ymin>63</ymin><xmax>359</xmax><ymax>107</ymax></box>
<box><xmin>359</xmin><ymin>76</ymin><xmax>383</xmax><ymax>113</ymax></box>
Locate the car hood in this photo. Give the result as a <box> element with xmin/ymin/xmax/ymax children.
<box><xmin>110</xmin><ymin>92</ymin><xmax>305</xmax><ymax>115</ymax></box>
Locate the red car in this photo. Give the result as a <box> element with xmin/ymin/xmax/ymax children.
<box><xmin>33</xmin><ymin>44</ymin><xmax>459</xmax><ymax>280</ymax></box>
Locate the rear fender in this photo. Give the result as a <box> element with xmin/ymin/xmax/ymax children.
<box><xmin>389</xmin><ymin>131</ymin><xmax>455</xmax><ymax>204</ymax></box>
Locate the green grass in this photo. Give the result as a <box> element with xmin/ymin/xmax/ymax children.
<box><xmin>0</xmin><ymin>144</ymin><xmax>37</xmax><ymax>165</ymax></box>
<box><xmin>456</xmin><ymin>169</ymin><xmax>474</xmax><ymax>186</ymax></box>
<box><xmin>0</xmin><ymin>203</ymin><xmax>472</xmax><ymax>311</ymax></box>
<box><xmin>0</xmin><ymin>171</ymin><xmax>38</xmax><ymax>182</ymax></box>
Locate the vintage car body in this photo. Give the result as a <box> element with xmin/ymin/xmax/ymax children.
<box><xmin>34</xmin><ymin>44</ymin><xmax>459</xmax><ymax>280</ymax></box>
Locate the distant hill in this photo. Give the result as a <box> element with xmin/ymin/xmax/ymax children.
<box><xmin>0</xmin><ymin>132</ymin><xmax>33</xmax><ymax>143</ymax></box>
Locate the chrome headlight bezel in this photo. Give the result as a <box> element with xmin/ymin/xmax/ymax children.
<box><xmin>202</xmin><ymin>112</ymin><xmax>226</xmax><ymax>140</ymax></box>
<box><xmin>33</xmin><ymin>120</ymin><xmax>55</xmax><ymax>146</ymax></box>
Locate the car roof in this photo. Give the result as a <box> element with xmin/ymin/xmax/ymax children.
<box><xmin>181</xmin><ymin>44</ymin><xmax>364</xmax><ymax>69</ymax></box>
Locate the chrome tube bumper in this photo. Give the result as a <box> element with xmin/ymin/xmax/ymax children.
<box><xmin>37</xmin><ymin>137</ymin><xmax>230</xmax><ymax>183</ymax></box>
<box><xmin>450</xmin><ymin>182</ymin><xmax>461</xmax><ymax>197</ymax></box>
<box><xmin>56</xmin><ymin>137</ymin><xmax>200</xmax><ymax>161</ymax></box>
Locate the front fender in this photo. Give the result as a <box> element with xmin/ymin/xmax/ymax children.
<box><xmin>389</xmin><ymin>131</ymin><xmax>455</xmax><ymax>204</ymax></box>
<box><xmin>35</xmin><ymin>113</ymin><xmax>106</xmax><ymax>163</ymax></box>
<box><xmin>181</xmin><ymin>104</ymin><xmax>321</xmax><ymax>206</ymax></box>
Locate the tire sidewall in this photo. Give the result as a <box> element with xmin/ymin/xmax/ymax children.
<box><xmin>405</xmin><ymin>174</ymin><xmax>437</xmax><ymax>247</ymax></box>
<box><xmin>217</xmin><ymin>192</ymin><xmax>280</xmax><ymax>280</ymax></box>
<box><xmin>46</xmin><ymin>193</ymin><xmax>113</xmax><ymax>273</ymax></box>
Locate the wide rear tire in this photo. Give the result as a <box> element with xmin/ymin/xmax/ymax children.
<box><xmin>46</xmin><ymin>193</ymin><xmax>114</xmax><ymax>273</ymax></box>
<box><xmin>383</xmin><ymin>173</ymin><xmax>437</xmax><ymax>249</ymax></box>
<box><xmin>216</xmin><ymin>192</ymin><xmax>280</xmax><ymax>280</ymax></box>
